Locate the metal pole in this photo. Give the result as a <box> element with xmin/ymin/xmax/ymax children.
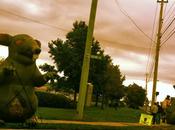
<box><xmin>151</xmin><ymin>0</ymin><xmax>168</xmax><ymax>108</ymax></box>
<box><xmin>77</xmin><ymin>0</ymin><xmax>98</xmax><ymax>119</ymax></box>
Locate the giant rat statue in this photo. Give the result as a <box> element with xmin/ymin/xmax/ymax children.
<box><xmin>0</xmin><ymin>34</ymin><xmax>51</xmax><ymax>123</ymax></box>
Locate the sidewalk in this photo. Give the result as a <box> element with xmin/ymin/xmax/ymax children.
<box><xmin>38</xmin><ymin>119</ymin><xmax>172</xmax><ymax>127</ymax></box>
<box><xmin>0</xmin><ymin>119</ymin><xmax>173</xmax><ymax>130</ymax></box>
<box><xmin>39</xmin><ymin>119</ymin><xmax>142</xmax><ymax>127</ymax></box>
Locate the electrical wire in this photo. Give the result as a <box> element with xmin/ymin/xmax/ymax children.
<box><xmin>149</xmin><ymin>39</ymin><xmax>157</xmax><ymax>80</ymax></box>
<box><xmin>161</xmin><ymin>2</ymin><xmax>175</xmax><ymax>46</ymax></box>
<box><xmin>164</xmin><ymin>1</ymin><xmax>175</xmax><ymax>16</ymax></box>
<box><xmin>147</xmin><ymin>41</ymin><xmax>156</xmax><ymax>82</ymax></box>
<box><xmin>0</xmin><ymin>1</ymin><xmax>158</xmax><ymax>76</ymax></box>
<box><xmin>146</xmin><ymin>3</ymin><xmax>158</xmax><ymax>82</ymax></box>
<box><xmin>163</xmin><ymin>1</ymin><xmax>175</xmax><ymax>25</ymax></box>
<box><xmin>114</xmin><ymin>0</ymin><xmax>155</xmax><ymax>43</ymax></box>
<box><xmin>98</xmin><ymin>38</ymin><xmax>150</xmax><ymax>50</ymax></box>
<box><xmin>1</xmin><ymin>8</ymin><xmax>146</xmax><ymax>50</ymax></box>
<box><xmin>163</xmin><ymin>2</ymin><xmax>167</xmax><ymax>19</ymax></box>
<box><xmin>161</xmin><ymin>26</ymin><xmax>175</xmax><ymax>46</ymax></box>
<box><xmin>0</xmin><ymin>8</ymin><xmax>153</xmax><ymax>51</ymax></box>
<box><xmin>162</xmin><ymin>17</ymin><xmax>175</xmax><ymax>36</ymax></box>
<box><xmin>0</xmin><ymin>8</ymin><xmax>69</xmax><ymax>32</ymax></box>
<box><xmin>148</xmin><ymin>1</ymin><xmax>174</xmax><ymax>81</ymax></box>
<box><xmin>162</xmin><ymin>2</ymin><xmax>175</xmax><ymax>35</ymax></box>
<box><xmin>148</xmin><ymin>56</ymin><xmax>155</xmax><ymax>82</ymax></box>
<box><xmin>157</xmin><ymin>1</ymin><xmax>175</xmax><ymax>49</ymax></box>
<box><xmin>146</xmin><ymin>4</ymin><xmax>157</xmax><ymax>70</ymax></box>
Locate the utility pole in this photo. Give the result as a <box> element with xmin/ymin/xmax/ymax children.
<box><xmin>77</xmin><ymin>0</ymin><xmax>98</xmax><ymax>119</ymax></box>
<box><xmin>151</xmin><ymin>0</ymin><xmax>168</xmax><ymax>108</ymax></box>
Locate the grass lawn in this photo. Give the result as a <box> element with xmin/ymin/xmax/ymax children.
<box><xmin>1</xmin><ymin>107</ymin><xmax>175</xmax><ymax>129</ymax></box>
<box><xmin>37</xmin><ymin>107</ymin><xmax>141</xmax><ymax>122</ymax></box>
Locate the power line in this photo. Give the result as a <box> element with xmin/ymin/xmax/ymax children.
<box><xmin>0</xmin><ymin>3</ymin><xmax>157</xmax><ymax>64</ymax></box>
<box><xmin>113</xmin><ymin>0</ymin><xmax>157</xmax><ymax>82</ymax></box>
<box><xmin>99</xmin><ymin>38</ymin><xmax>150</xmax><ymax>49</ymax></box>
<box><xmin>162</xmin><ymin>17</ymin><xmax>175</xmax><ymax>35</ymax></box>
<box><xmin>146</xmin><ymin>3</ymin><xmax>158</xmax><ymax>82</ymax></box>
<box><xmin>161</xmin><ymin>26</ymin><xmax>175</xmax><ymax>46</ymax></box>
<box><xmin>165</xmin><ymin>1</ymin><xmax>175</xmax><ymax>15</ymax></box>
<box><xmin>146</xmin><ymin>3</ymin><xmax>158</xmax><ymax>70</ymax></box>
<box><xmin>161</xmin><ymin>2</ymin><xmax>175</xmax><ymax>42</ymax></box>
<box><xmin>162</xmin><ymin>2</ymin><xmax>175</xmax><ymax>35</ymax></box>
<box><xmin>161</xmin><ymin>6</ymin><xmax>175</xmax><ymax>46</ymax></box>
<box><xmin>159</xmin><ymin>2</ymin><xmax>175</xmax><ymax>47</ymax></box>
<box><xmin>114</xmin><ymin>0</ymin><xmax>155</xmax><ymax>43</ymax></box>
<box><xmin>0</xmin><ymin>8</ymin><xmax>151</xmax><ymax>50</ymax></box>
<box><xmin>0</xmin><ymin>8</ymin><xmax>69</xmax><ymax>32</ymax></box>
<box><xmin>163</xmin><ymin>2</ymin><xmax>167</xmax><ymax>19</ymax></box>
<box><xmin>147</xmin><ymin>41</ymin><xmax>156</xmax><ymax>82</ymax></box>
<box><xmin>163</xmin><ymin>1</ymin><xmax>175</xmax><ymax>26</ymax></box>
<box><xmin>148</xmin><ymin>57</ymin><xmax>155</xmax><ymax>82</ymax></box>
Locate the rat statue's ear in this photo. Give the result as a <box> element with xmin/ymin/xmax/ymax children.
<box><xmin>0</xmin><ymin>34</ymin><xmax>13</xmax><ymax>46</ymax></box>
<box><xmin>35</xmin><ymin>40</ymin><xmax>41</xmax><ymax>47</ymax></box>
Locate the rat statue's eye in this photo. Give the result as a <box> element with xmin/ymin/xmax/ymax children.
<box><xmin>15</xmin><ymin>40</ymin><xmax>23</xmax><ymax>45</ymax></box>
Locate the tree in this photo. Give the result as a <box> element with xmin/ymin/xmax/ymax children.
<box><xmin>47</xmin><ymin>20</ymin><xmax>125</xmax><ymax>106</ymax></box>
<box><xmin>89</xmin><ymin>53</ymin><xmax>112</xmax><ymax>107</ymax></box>
<box><xmin>125</xmin><ymin>83</ymin><xmax>146</xmax><ymax>109</ymax></box>
<box><xmin>39</xmin><ymin>63</ymin><xmax>58</xmax><ymax>91</ymax></box>
<box><xmin>104</xmin><ymin>64</ymin><xmax>125</xmax><ymax>106</ymax></box>
<box><xmin>48</xmin><ymin>21</ymin><xmax>103</xmax><ymax>102</ymax></box>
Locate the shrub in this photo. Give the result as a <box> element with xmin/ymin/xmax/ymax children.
<box><xmin>35</xmin><ymin>91</ymin><xmax>76</xmax><ymax>109</ymax></box>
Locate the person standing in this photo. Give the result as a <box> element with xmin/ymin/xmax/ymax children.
<box><xmin>151</xmin><ymin>102</ymin><xmax>158</xmax><ymax>124</ymax></box>
<box><xmin>162</xmin><ymin>95</ymin><xmax>171</xmax><ymax>123</ymax></box>
<box><xmin>155</xmin><ymin>102</ymin><xmax>163</xmax><ymax>124</ymax></box>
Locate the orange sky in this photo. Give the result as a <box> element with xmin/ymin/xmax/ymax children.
<box><xmin>1</xmin><ymin>0</ymin><xmax>175</xmax><ymax>90</ymax></box>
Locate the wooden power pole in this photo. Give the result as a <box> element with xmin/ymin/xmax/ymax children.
<box><xmin>151</xmin><ymin>0</ymin><xmax>168</xmax><ymax>107</ymax></box>
<box><xmin>77</xmin><ymin>0</ymin><xmax>98</xmax><ymax>119</ymax></box>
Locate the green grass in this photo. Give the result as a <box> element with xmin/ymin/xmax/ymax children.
<box><xmin>37</xmin><ymin>107</ymin><xmax>78</xmax><ymax>120</ymax></box>
<box><xmin>1</xmin><ymin>107</ymin><xmax>175</xmax><ymax>129</ymax></box>
<box><xmin>37</xmin><ymin>107</ymin><xmax>141</xmax><ymax>122</ymax></box>
<box><xmin>83</xmin><ymin>107</ymin><xmax>141</xmax><ymax>122</ymax></box>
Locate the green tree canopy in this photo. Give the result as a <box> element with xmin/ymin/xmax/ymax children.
<box><xmin>39</xmin><ymin>63</ymin><xmax>58</xmax><ymax>90</ymax></box>
<box><xmin>48</xmin><ymin>21</ymin><xmax>106</xmax><ymax>101</ymax></box>
<box><xmin>46</xmin><ymin>20</ymin><xmax>125</xmax><ymax>105</ymax></box>
<box><xmin>104</xmin><ymin>64</ymin><xmax>125</xmax><ymax>100</ymax></box>
<box><xmin>125</xmin><ymin>83</ymin><xmax>146</xmax><ymax>109</ymax></box>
